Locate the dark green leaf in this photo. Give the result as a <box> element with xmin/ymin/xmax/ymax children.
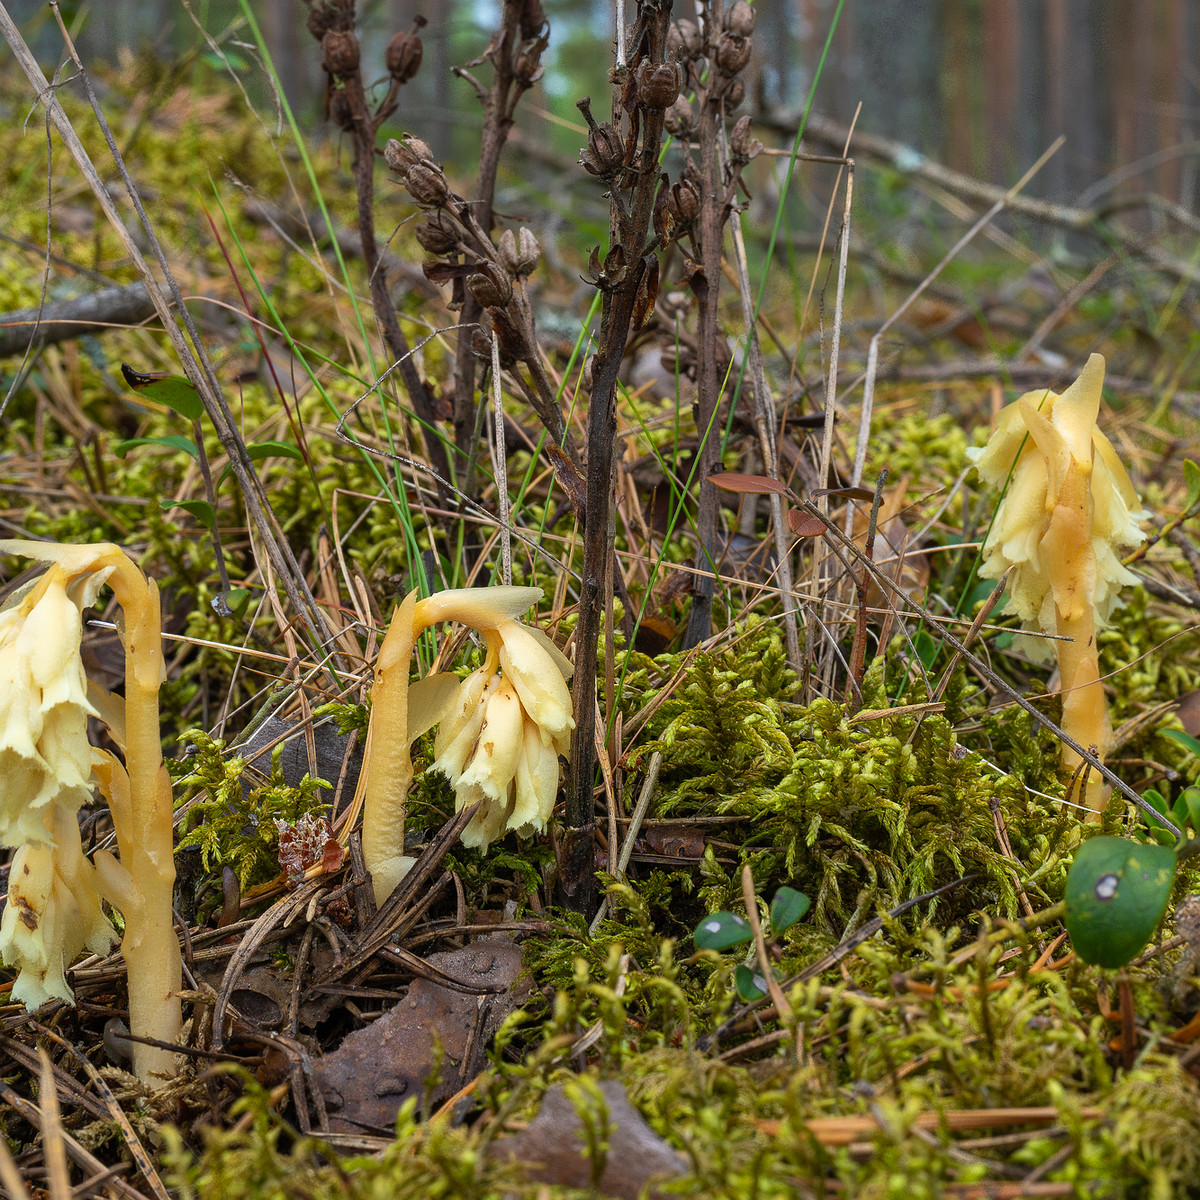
<box><xmin>160</xmin><ymin>499</ymin><xmax>216</xmax><ymax>530</ymax></box>
<box><xmin>112</xmin><ymin>435</ymin><xmax>198</xmax><ymax>460</ymax></box>
<box><xmin>121</xmin><ymin>364</ymin><xmax>203</xmax><ymax>421</ymax></box>
<box><xmin>770</xmin><ymin>886</ymin><xmax>810</xmax><ymax>935</ymax></box>
<box><xmin>1064</xmin><ymin>836</ymin><xmax>1176</xmax><ymax>969</ymax></box>
<box><xmin>1183</xmin><ymin>786</ymin><xmax>1200</xmax><ymax>835</ymax></box>
<box><xmin>1141</xmin><ymin>790</ymin><xmax>1178</xmax><ymax>845</ymax></box>
<box><xmin>693</xmin><ymin>911</ymin><xmax>753</xmax><ymax>951</ymax></box>
<box><xmin>734</xmin><ymin>963</ymin><xmax>768</xmax><ymax>1002</ymax></box>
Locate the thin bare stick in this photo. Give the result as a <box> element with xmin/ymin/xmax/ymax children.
<box><xmin>490</xmin><ymin>332</ymin><xmax>513</xmax><ymax>585</ymax></box>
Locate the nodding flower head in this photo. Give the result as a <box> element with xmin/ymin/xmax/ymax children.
<box><xmin>0</xmin><ymin>546</ymin><xmax>119</xmax><ymax>1006</ymax></box>
<box><xmin>0</xmin><ymin>554</ymin><xmax>110</xmax><ymax>845</ymax></box>
<box><xmin>416</xmin><ymin>588</ymin><xmax>573</xmax><ymax>851</ymax></box>
<box><xmin>966</xmin><ymin>353</ymin><xmax>1148</xmax><ymax>660</ymax></box>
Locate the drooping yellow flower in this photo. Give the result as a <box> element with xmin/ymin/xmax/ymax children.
<box><xmin>967</xmin><ymin>355</ymin><xmax>1148</xmax><ymax>815</ymax></box>
<box><xmin>0</xmin><ymin>539</ymin><xmax>180</xmax><ymax>1083</ymax></box>
<box><xmin>0</xmin><ymin>805</ymin><xmax>115</xmax><ymax>1009</ymax></box>
<box><xmin>357</xmin><ymin>586</ymin><xmax>573</xmax><ymax>903</ymax></box>
<box><xmin>967</xmin><ymin>354</ymin><xmax>1147</xmax><ymax>661</ymax></box>
<box><xmin>0</xmin><ymin>561</ymin><xmax>109</xmax><ymax>845</ymax></box>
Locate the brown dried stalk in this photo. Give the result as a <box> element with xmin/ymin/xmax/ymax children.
<box><xmin>302</xmin><ymin>1</ymin><xmax>453</xmax><ymax>506</ymax></box>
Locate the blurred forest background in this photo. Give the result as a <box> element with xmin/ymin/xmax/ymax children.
<box><xmin>10</xmin><ymin>0</ymin><xmax>1200</xmax><ymax>210</ymax></box>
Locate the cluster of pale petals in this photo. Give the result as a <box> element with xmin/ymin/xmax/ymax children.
<box><xmin>966</xmin><ymin>354</ymin><xmax>1147</xmax><ymax>662</ymax></box>
<box><xmin>415</xmin><ymin>588</ymin><xmax>574</xmax><ymax>851</ymax></box>
<box><xmin>0</xmin><ymin>558</ymin><xmax>118</xmax><ymax>1004</ymax></box>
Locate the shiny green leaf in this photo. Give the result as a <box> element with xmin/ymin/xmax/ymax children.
<box><xmin>769</xmin><ymin>887</ymin><xmax>810</xmax><ymax>935</ymax></box>
<box><xmin>121</xmin><ymin>364</ymin><xmax>203</xmax><ymax>421</ymax></box>
<box><xmin>693</xmin><ymin>911</ymin><xmax>753</xmax><ymax>951</ymax></box>
<box><xmin>1064</xmin><ymin>836</ymin><xmax>1176</xmax><ymax>969</ymax></box>
<box><xmin>160</xmin><ymin>499</ymin><xmax>216</xmax><ymax>530</ymax></box>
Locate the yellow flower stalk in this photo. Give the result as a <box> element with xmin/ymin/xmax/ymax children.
<box><xmin>358</xmin><ymin>586</ymin><xmax>573</xmax><ymax>905</ymax></box>
<box><xmin>0</xmin><ymin>541</ymin><xmax>181</xmax><ymax>1083</ymax></box>
<box><xmin>968</xmin><ymin>354</ymin><xmax>1147</xmax><ymax>816</ymax></box>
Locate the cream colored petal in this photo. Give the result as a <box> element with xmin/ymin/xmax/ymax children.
<box><xmin>0</xmin><ymin>842</ymin><xmax>70</xmax><ymax>1008</ymax></box>
<box><xmin>1017</xmin><ymin>395</ymin><xmax>1070</xmax><ymax>500</ymax></box>
<box><xmin>455</xmin><ymin>680</ymin><xmax>524</xmax><ymax>804</ymax></box>
<box><xmin>1050</xmin><ymin>353</ymin><xmax>1105</xmax><ymax>464</ymax></box>
<box><xmin>431</xmin><ymin>669</ymin><xmax>495</xmax><ymax>784</ymax></box>
<box><xmin>510</xmin><ymin>718</ymin><xmax>560</xmax><ymax>835</ymax></box>
<box><xmin>498</xmin><ymin>621</ymin><xmax>574</xmax><ymax>744</ymax></box>
<box><xmin>407</xmin><ymin>672</ymin><xmax>462</xmax><ymax>742</ymax></box>
<box><xmin>414</xmin><ymin>586</ymin><xmax>544</xmax><ymax>632</ymax></box>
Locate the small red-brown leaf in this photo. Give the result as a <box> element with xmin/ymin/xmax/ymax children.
<box><xmin>787</xmin><ymin>509</ymin><xmax>826</xmax><ymax>538</ymax></box>
<box><xmin>708</xmin><ymin>472</ymin><xmax>789</xmax><ymax>496</ymax></box>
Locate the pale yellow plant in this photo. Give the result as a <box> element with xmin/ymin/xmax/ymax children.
<box><xmin>0</xmin><ymin>541</ymin><xmax>180</xmax><ymax>1083</ymax></box>
<box><xmin>968</xmin><ymin>354</ymin><xmax>1147</xmax><ymax>815</ymax></box>
<box><xmin>356</xmin><ymin>586</ymin><xmax>573</xmax><ymax>905</ymax></box>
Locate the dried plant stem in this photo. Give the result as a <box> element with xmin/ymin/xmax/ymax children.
<box><xmin>726</xmin><ymin>197</ymin><xmax>802</xmax><ymax>672</ymax></box>
<box><xmin>491</xmin><ymin>332</ymin><xmax>513</xmax><ymax>585</ymax></box>
<box><xmin>683</xmin><ymin>10</ymin><xmax>729</xmax><ymax>648</ymax></box>
<box><xmin>564</xmin><ymin>4</ymin><xmax>674</xmax><ymax>914</ymax></box>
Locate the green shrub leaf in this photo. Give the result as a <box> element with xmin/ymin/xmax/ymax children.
<box><xmin>160</xmin><ymin>499</ymin><xmax>216</xmax><ymax>529</ymax></box>
<box><xmin>121</xmin><ymin>364</ymin><xmax>203</xmax><ymax>421</ymax></box>
<box><xmin>693</xmin><ymin>911</ymin><xmax>753</xmax><ymax>951</ymax></box>
<box><xmin>1162</xmin><ymin>728</ymin><xmax>1200</xmax><ymax>761</ymax></box>
<box><xmin>1064</xmin><ymin>836</ymin><xmax>1176</xmax><ymax>969</ymax></box>
<box><xmin>734</xmin><ymin>963</ymin><xmax>769</xmax><ymax>1001</ymax></box>
<box><xmin>769</xmin><ymin>886</ymin><xmax>811</xmax><ymax>934</ymax></box>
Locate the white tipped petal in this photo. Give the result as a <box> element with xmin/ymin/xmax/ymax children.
<box><xmin>431</xmin><ymin>669</ymin><xmax>494</xmax><ymax>783</ymax></box>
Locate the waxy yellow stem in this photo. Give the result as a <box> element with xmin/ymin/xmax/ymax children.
<box><xmin>90</xmin><ymin>551</ymin><xmax>181</xmax><ymax>1082</ymax></box>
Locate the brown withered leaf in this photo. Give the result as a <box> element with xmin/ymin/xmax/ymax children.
<box><xmin>632</xmin><ymin>255</ymin><xmax>660</xmax><ymax>330</ymax></box>
<box><xmin>786</xmin><ymin>508</ymin><xmax>826</xmax><ymax>538</ymax></box>
<box><xmin>811</xmin><ymin>485</ymin><xmax>878</xmax><ymax>503</ymax></box>
<box><xmin>709</xmin><ymin>472</ymin><xmax>789</xmax><ymax>496</ymax></box>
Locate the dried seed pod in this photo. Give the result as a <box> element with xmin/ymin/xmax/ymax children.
<box><xmin>321</xmin><ymin>29</ymin><xmax>360</xmax><ymax>78</ymax></box>
<box><xmin>497</xmin><ymin>228</ymin><xmax>541</xmax><ymax>277</ymax></box>
<box><xmin>729</xmin><ymin>115</ymin><xmax>763</xmax><ymax>162</ymax></box>
<box><xmin>664</xmin><ymin>95</ymin><xmax>695</xmax><ymax>138</ymax></box>
<box><xmin>416</xmin><ymin>214</ymin><xmax>459</xmax><ymax>256</ymax></box>
<box><xmin>405</xmin><ymin>164</ymin><xmax>450</xmax><ymax>207</ymax></box>
<box><xmin>722</xmin><ymin>76</ymin><xmax>746</xmax><ymax>113</ymax></box>
<box><xmin>636</xmin><ymin>60</ymin><xmax>683</xmax><ymax>110</ymax></box>
<box><xmin>384</xmin><ymin>136</ymin><xmax>436</xmax><ymax>178</ymax></box>
<box><xmin>468</xmin><ymin>262</ymin><xmax>514</xmax><ymax>308</ymax></box>
<box><xmin>715</xmin><ymin>31</ymin><xmax>752</xmax><ymax>75</ymax></box>
<box><xmin>520</xmin><ymin>0</ymin><xmax>548</xmax><ymax>40</ymax></box>
<box><xmin>580</xmin><ymin>121</ymin><xmax>624</xmax><ymax>178</ymax></box>
<box><xmin>724</xmin><ymin>1</ymin><xmax>756</xmax><ymax>38</ymax></box>
<box><xmin>385</xmin><ymin>29</ymin><xmax>424</xmax><ymax>83</ymax></box>
<box><xmin>306</xmin><ymin>2</ymin><xmax>350</xmax><ymax>42</ymax></box>
<box><xmin>586</xmin><ymin>243</ymin><xmax>629</xmax><ymax>291</ymax></box>
<box><xmin>668</xmin><ymin>174</ymin><xmax>701</xmax><ymax>226</ymax></box>
<box><xmin>668</xmin><ymin>19</ymin><xmax>702</xmax><ymax>58</ymax></box>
